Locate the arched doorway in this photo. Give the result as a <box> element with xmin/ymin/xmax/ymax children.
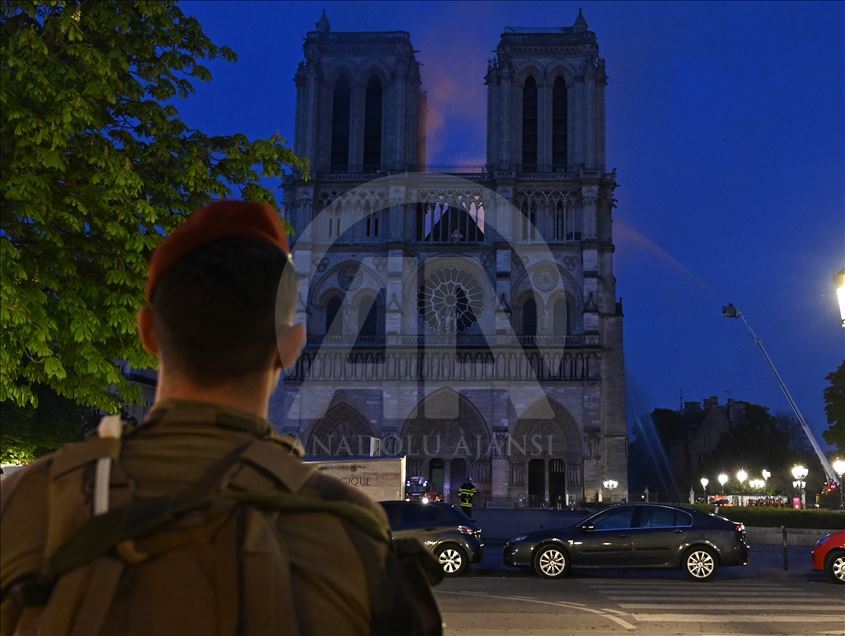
<box><xmin>511</xmin><ymin>399</ymin><xmax>583</xmax><ymax>506</ymax></box>
<box><xmin>402</xmin><ymin>389</ymin><xmax>491</xmax><ymax>505</ymax></box>
<box><xmin>306</xmin><ymin>402</ymin><xmax>375</xmax><ymax>457</ymax></box>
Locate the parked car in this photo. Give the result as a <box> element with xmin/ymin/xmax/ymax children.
<box><xmin>811</xmin><ymin>530</ymin><xmax>845</xmax><ymax>584</ymax></box>
<box><xmin>504</xmin><ymin>503</ymin><xmax>749</xmax><ymax>581</ymax></box>
<box><xmin>404</xmin><ymin>476</ymin><xmax>441</xmax><ymax>503</ymax></box>
<box><xmin>381</xmin><ymin>500</ymin><xmax>483</xmax><ymax>576</ymax></box>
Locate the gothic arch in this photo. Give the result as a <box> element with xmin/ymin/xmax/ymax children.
<box><xmin>511</xmin><ymin>399</ymin><xmax>582</xmax><ymax>463</ymax></box>
<box><xmin>514</xmin><ymin>65</ymin><xmax>542</xmax><ymax>87</ymax></box>
<box><xmin>401</xmin><ymin>389</ymin><xmax>491</xmax><ymax>460</ymax></box>
<box><xmin>308</xmin><ymin>260</ymin><xmax>384</xmax><ymax>307</ymax></box>
<box><xmin>306</xmin><ymin>402</ymin><xmax>375</xmax><ymax>456</ymax></box>
<box><xmin>356</xmin><ymin>62</ymin><xmax>391</xmax><ymax>87</ymax></box>
<box><xmin>545</xmin><ymin>62</ymin><xmax>576</xmax><ymax>88</ymax></box>
<box><xmin>512</xmin><ymin>261</ymin><xmax>583</xmax><ymax>309</ymax></box>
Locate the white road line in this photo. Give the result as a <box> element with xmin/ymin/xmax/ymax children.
<box><xmin>605</xmin><ymin>595</ymin><xmax>826</xmax><ymax>602</ymax></box>
<box><xmin>618</xmin><ymin>603</ymin><xmax>837</xmax><ymax>610</ymax></box>
<box><xmin>632</xmin><ymin>614</ymin><xmax>845</xmax><ymax>623</ymax></box>
<box><xmin>604</xmin><ymin>591</ymin><xmax>825</xmax><ymax>597</ymax></box>
<box><xmin>437</xmin><ymin>590</ymin><xmax>638</xmax><ymax>631</ymax></box>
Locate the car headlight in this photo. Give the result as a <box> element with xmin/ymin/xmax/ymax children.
<box><xmin>421</xmin><ymin>496</ymin><xmax>430</xmax><ymax>504</ymax></box>
<box><xmin>511</xmin><ymin>535</ymin><xmax>527</xmax><ymax>542</ymax></box>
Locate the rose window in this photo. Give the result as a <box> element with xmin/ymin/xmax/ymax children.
<box><xmin>417</xmin><ymin>267</ymin><xmax>484</xmax><ymax>333</ymax></box>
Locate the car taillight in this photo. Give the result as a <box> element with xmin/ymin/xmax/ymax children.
<box><xmin>734</xmin><ymin>522</ymin><xmax>746</xmax><ymax>539</ymax></box>
<box><xmin>458</xmin><ymin>525</ymin><xmax>475</xmax><ymax>536</ymax></box>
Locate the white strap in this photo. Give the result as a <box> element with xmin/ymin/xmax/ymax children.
<box><xmin>93</xmin><ymin>415</ymin><xmax>122</xmax><ymax>515</ymax></box>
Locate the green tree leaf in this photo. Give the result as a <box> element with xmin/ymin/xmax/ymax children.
<box><xmin>1</xmin><ymin>1</ymin><xmax>308</xmax><ymax>412</ymax></box>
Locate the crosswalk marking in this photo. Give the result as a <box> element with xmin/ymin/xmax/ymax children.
<box><xmin>583</xmin><ymin>579</ymin><xmax>844</xmax><ymax>628</ymax></box>
<box><xmin>618</xmin><ymin>603</ymin><xmax>836</xmax><ymax>611</ymax></box>
<box><xmin>632</xmin><ymin>614</ymin><xmax>845</xmax><ymax>623</ymax></box>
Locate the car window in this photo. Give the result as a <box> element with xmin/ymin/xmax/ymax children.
<box><xmin>674</xmin><ymin>510</ymin><xmax>693</xmax><ymax>527</ymax></box>
<box><xmin>380</xmin><ymin>502</ymin><xmax>402</xmax><ymax>528</ymax></box>
<box><xmin>635</xmin><ymin>506</ymin><xmax>675</xmax><ymax>528</ymax></box>
<box><xmin>400</xmin><ymin>504</ymin><xmax>446</xmax><ymax>526</ymax></box>
<box><xmin>590</xmin><ymin>508</ymin><xmax>634</xmax><ymax>530</ymax></box>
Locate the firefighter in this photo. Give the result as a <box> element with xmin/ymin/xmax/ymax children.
<box><xmin>458</xmin><ymin>477</ymin><xmax>478</xmax><ymax>517</ymax></box>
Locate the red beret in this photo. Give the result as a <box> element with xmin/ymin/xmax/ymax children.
<box><xmin>146</xmin><ymin>200</ymin><xmax>290</xmax><ymax>301</ymax></box>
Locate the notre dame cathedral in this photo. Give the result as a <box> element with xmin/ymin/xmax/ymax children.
<box><xmin>270</xmin><ymin>9</ymin><xmax>628</xmax><ymax>505</ymax></box>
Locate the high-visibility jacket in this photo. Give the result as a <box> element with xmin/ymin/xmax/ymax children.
<box><xmin>458</xmin><ymin>482</ymin><xmax>478</xmax><ymax>507</ymax></box>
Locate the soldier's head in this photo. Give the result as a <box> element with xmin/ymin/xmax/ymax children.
<box><xmin>138</xmin><ymin>201</ymin><xmax>304</xmax><ymax>391</ymax></box>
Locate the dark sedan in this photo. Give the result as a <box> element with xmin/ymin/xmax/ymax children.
<box><xmin>381</xmin><ymin>500</ymin><xmax>484</xmax><ymax>576</ymax></box>
<box><xmin>504</xmin><ymin>503</ymin><xmax>749</xmax><ymax>581</ymax></box>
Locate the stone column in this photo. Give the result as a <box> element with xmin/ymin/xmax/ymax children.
<box><xmin>490</xmin><ymin>432</ymin><xmax>510</xmax><ymax>505</ymax></box>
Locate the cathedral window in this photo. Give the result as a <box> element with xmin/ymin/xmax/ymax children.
<box><xmin>325</xmin><ymin>296</ymin><xmax>343</xmax><ymax>336</ymax></box>
<box><xmin>363</xmin><ymin>76</ymin><xmax>383</xmax><ymax>172</ymax></box>
<box><xmin>331</xmin><ymin>76</ymin><xmax>351</xmax><ymax>172</ymax></box>
<box><xmin>520</xmin><ymin>199</ymin><xmax>538</xmax><ymax>241</ymax></box>
<box><xmin>521</xmin><ymin>296</ymin><xmax>537</xmax><ymax>337</ymax></box>
<box><xmin>522</xmin><ymin>76</ymin><xmax>538</xmax><ymax>172</ymax></box>
<box><xmin>552</xmin><ymin>296</ymin><xmax>574</xmax><ymax>336</ymax></box>
<box><xmin>553</xmin><ymin>199</ymin><xmax>582</xmax><ymax>242</ymax></box>
<box><xmin>417</xmin><ymin>200</ymin><xmax>485</xmax><ymax>243</ymax></box>
<box><xmin>552</xmin><ymin>77</ymin><xmax>568</xmax><ymax>171</ymax></box>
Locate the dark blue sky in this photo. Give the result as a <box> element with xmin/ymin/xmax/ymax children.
<box><xmin>179</xmin><ymin>1</ymin><xmax>845</xmax><ymax>449</ymax></box>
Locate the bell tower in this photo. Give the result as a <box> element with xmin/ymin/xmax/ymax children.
<box><xmin>485</xmin><ymin>9</ymin><xmax>606</xmax><ymax>174</ymax></box>
<box><xmin>292</xmin><ymin>10</ymin><xmax>426</xmax><ymax>177</ymax></box>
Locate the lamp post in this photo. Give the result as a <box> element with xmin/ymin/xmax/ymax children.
<box><xmin>603</xmin><ymin>479</ymin><xmax>618</xmax><ymax>503</ymax></box>
<box><xmin>718</xmin><ymin>473</ymin><xmax>728</xmax><ymax>494</ymax></box>
<box><xmin>835</xmin><ymin>268</ymin><xmax>845</xmax><ymax>328</ymax></box>
<box><xmin>722</xmin><ymin>304</ymin><xmax>837</xmax><ymax>483</ymax></box>
<box><xmin>833</xmin><ymin>458</ymin><xmax>845</xmax><ymax>509</ymax></box>
<box><xmin>791</xmin><ymin>464</ymin><xmax>808</xmax><ymax>509</ymax></box>
<box><xmin>700</xmin><ymin>477</ymin><xmax>709</xmax><ymax>502</ymax></box>
<box><xmin>736</xmin><ymin>469</ymin><xmax>748</xmax><ymax>491</ymax></box>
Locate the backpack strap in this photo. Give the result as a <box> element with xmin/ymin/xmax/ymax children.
<box><xmin>44</xmin><ymin>417</ymin><xmax>124</xmax><ymax>559</ymax></box>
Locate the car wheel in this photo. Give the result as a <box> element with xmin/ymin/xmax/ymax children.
<box><xmin>683</xmin><ymin>546</ymin><xmax>718</xmax><ymax>581</ymax></box>
<box><xmin>435</xmin><ymin>544</ymin><xmax>468</xmax><ymax>577</ymax></box>
<box><xmin>533</xmin><ymin>544</ymin><xmax>571</xmax><ymax>579</ymax></box>
<box><xmin>825</xmin><ymin>550</ymin><xmax>845</xmax><ymax>584</ymax></box>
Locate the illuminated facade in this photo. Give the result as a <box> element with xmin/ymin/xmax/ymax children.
<box><xmin>274</xmin><ymin>10</ymin><xmax>627</xmax><ymax>505</ymax></box>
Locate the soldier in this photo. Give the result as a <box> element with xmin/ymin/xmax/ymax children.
<box><xmin>1</xmin><ymin>201</ymin><xmax>441</xmax><ymax>636</ymax></box>
<box><xmin>458</xmin><ymin>477</ymin><xmax>478</xmax><ymax>517</ymax></box>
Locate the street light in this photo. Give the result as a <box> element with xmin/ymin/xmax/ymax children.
<box><xmin>718</xmin><ymin>473</ymin><xmax>729</xmax><ymax>494</ymax></box>
<box><xmin>748</xmin><ymin>479</ymin><xmax>765</xmax><ymax>490</ymax></box>
<box><xmin>791</xmin><ymin>464</ymin><xmax>808</xmax><ymax>509</ymax></box>
<box><xmin>603</xmin><ymin>479</ymin><xmax>618</xmax><ymax>503</ymax></box>
<box><xmin>700</xmin><ymin>477</ymin><xmax>709</xmax><ymax>501</ymax></box>
<box><xmin>835</xmin><ymin>268</ymin><xmax>845</xmax><ymax>328</ymax></box>
<box><xmin>761</xmin><ymin>468</ymin><xmax>771</xmax><ymax>481</ymax></box>
<box><xmin>722</xmin><ymin>304</ymin><xmax>837</xmax><ymax>483</ymax></box>
<box><xmin>736</xmin><ymin>469</ymin><xmax>748</xmax><ymax>489</ymax></box>
<box><xmin>833</xmin><ymin>458</ymin><xmax>845</xmax><ymax>509</ymax></box>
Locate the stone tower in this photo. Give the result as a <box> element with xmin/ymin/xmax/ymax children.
<box><xmin>275</xmin><ymin>10</ymin><xmax>628</xmax><ymax>505</ymax></box>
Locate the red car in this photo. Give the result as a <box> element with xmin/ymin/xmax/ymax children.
<box><xmin>811</xmin><ymin>530</ymin><xmax>845</xmax><ymax>584</ymax></box>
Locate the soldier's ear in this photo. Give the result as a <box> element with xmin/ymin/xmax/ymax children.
<box><xmin>137</xmin><ymin>306</ymin><xmax>159</xmax><ymax>356</ymax></box>
<box><xmin>275</xmin><ymin>323</ymin><xmax>305</xmax><ymax>371</ymax></box>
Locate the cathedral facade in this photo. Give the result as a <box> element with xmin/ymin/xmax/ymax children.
<box><xmin>271</xmin><ymin>10</ymin><xmax>628</xmax><ymax>505</ymax></box>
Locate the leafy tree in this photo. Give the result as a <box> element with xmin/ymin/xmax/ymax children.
<box><xmin>1</xmin><ymin>1</ymin><xmax>306</xmax><ymax>411</ymax></box>
<box><xmin>0</xmin><ymin>384</ymin><xmax>97</xmax><ymax>464</ymax></box>
<box><xmin>822</xmin><ymin>360</ymin><xmax>845</xmax><ymax>452</ymax></box>
<box><xmin>697</xmin><ymin>405</ymin><xmax>822</xmax><ymax>496</ymax></box>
